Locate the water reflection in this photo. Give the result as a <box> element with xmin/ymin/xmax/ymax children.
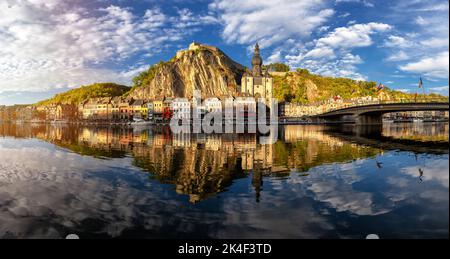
<box><xmin>0</xmin><ymin>123</ymin><xmax>448</xmax><ymax>238</ymax></box>
<box><xmin>0</xmin><ymin>124</ymin><xmax>387</xmax><ymax>203</ymax></box>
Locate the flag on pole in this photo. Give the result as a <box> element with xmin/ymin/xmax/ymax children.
<box><xmin>418</xmin><ymin>77</ymin><xmax>423</xmax><ymax>88</ymax></box>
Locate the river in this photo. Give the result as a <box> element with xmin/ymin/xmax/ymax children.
<box><xmin>0</xmin><ymin>122</ymin><xmax>448</xmax><ymax>239</ymax></box>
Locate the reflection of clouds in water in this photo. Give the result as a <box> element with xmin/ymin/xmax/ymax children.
<box><xmin>0</xmin><ymin>137</ymin><xmax>448</xmax><ymax>238</ymax></box>
<box><xmin>401</xmin><ymin>157</ymin><xmax>449</xmax><ymax>188</ymax></box>
<box><xmin>0</xmin><ymin>147</ymin><xmax>132</xmax><ymax>184</ymax></box>
<box><xmin>292</xmin><ymin>164</ymin><xmax>385</xmax><ymax>216</ymax></box>
<box><xmin>0</xmin><ymin>139</ymin><xmax>162</xmax><ymax>238</ymax></box>
<box><xmin>217</xmin><ymin>154</ymin><xmax>448</xmax><ymax>238</ymax></box>
<box><xmin>391</xmin><ymin>156</ymin><xmax>449</xmax><ymax>204</ymax></box>
<box><xmin>382</xmin><ymin>154</ymin><xmax>449</xmax><ymax>203</ymax></box>
<box><xmin>286</xmin><ymin>154</ymin><xmax>448</xmax><ymax>217</ymax></box>
<box><xmin>0</xmin><ymin>138</ymin><xmax>337</xmax><ymax>239</ymax></box>
<box><xmin>218</xmin><ymin>179</ymin><xmax>335</xmax><ymax>239</ymax></box>
<box><xmin>0</xmin><ymin>139</ymin><xmax>242</xmax><ymax>238</ymax></box>
<box><xmin>215</xmin><ymin>162</ymin><xmax>374</xmax><ymax>238</ymax></box>
<box><xmin>419</xmin><ymin>190</ymin><xmax>449</xmax><ymax>203</ymax></box>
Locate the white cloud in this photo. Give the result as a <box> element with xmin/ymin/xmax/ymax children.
<box><xmin>384</xmin><ymin>35</ymin><xmax>413</xmax><ymax>48</ymax></box>
<box><xmin>335</xmin><ymin>0</ymin><xmax>374</xmax><ymax>8</ymax></box>
<box><xmin>304</xmin><ymin>47</ymin><xmax>336</xmax><ymax>59</ymax></box>
<box><xmin>393</xmin><ymin>0</ymin><xmax>449</xmax><ymax>12</ymax></box>
<box><xmin>415</xmin><ymin>16</ymin><xmax>429</xmax><ymax>25</ymax></box>
<box><xmin>415</xmin><ymin>2</ymin><xmax>449</xmax><ymax>12</ymax></box>
<box><xmin>317</xmin><ymin>26</ymin><xmax>330</xmax><ymax>33</ymax></box>
<box><xmin>421</xmin><ymin>37</ymin><xmax>449</xmax><ymax>48</ymax></box>
<box><xmin>313</xmin><ymin>22</ymin><xmax>391</xmax><ymax>50</ymax></box>
<box><xmin>285</xmin><ymin>22</ymin><xmax>391</xmax><ymax>80</ymax></box>
<box><xmin>338</xmin><ymin>12</ymin><xmax>350</xmax><ymax>18</ymax></box>
<box><xmin>266</xmin><ymin>50</ymin><xmax>282</xmax><ymax>64</ymax></box>
<box><xmin>172</xmin><ymin>8</ymin><xmax>219</xmax><ymax>29</ymax></box>
<box><xmin>0</xmin><ymin>0</ymin><xmax>206</xmax><ymax>94</ymax></box>
<box><xmin>385</xmin><ymin>51</ymin><xmax>410</xmax><ymax>62</ymax></box>
<box><xmin>400</xmin><ymin>51</ymin><xmax>449</xmax><ymax>79</ymax></box>
<box><xmin>428</xmin><ymin>85</ymin><xmax>449</xmax><ymax>95</ymax></box>
<box><xmin>290</xmin><ymin>52</ymin><xmax>367</xmax><ymax>81</ymax></box>
<box><xmin>384</xmin><ymin>1</ymin><xmax>449</xmax><ymax>82</ymax></box>
<box><xmin>209</xmin><ymin>0</ymin><xmax>334</xmax><ymax>48</ymax></box>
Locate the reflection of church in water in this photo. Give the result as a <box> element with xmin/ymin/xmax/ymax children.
<box><xmin>170</xmin><ymin>133</ymin><xmax>274</xmax><ymax>203</ymax></box>
<box><xmin>75</xmin><ymin>126</ymin><xmax>276</xmax><ymax>203</ymax></box>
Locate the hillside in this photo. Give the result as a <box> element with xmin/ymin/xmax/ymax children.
<box><xmin>272</xmin><ymin>69</ymin><xmax>441</xmax><ymax>104</ymax></box>
<box><xmin>127</xmin><ymin>43</ymin><xmax>245</xmax><ymax>99</ymax></box>
<box><xmin>36</xmin><ymin>83</ymin><xmax>130</xmax><ymax>106</ymax></box>
<box><xmin>32</xmin><ymin>43</ymin><xmax>444</xmax><ymax>107</ymax></box>
<box><xmin>126</xmin><ymin>43</ymin><xmax>440</xmax><ymax>103</ymax></box>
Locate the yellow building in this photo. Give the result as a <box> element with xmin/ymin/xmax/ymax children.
<box><xmin>81</xmin><ymin>97</ymin><xmax>112</xmax><ymax>120</ymax></box>
<box><xmin>130</xmin><ymin>100</ymin><xmax>148</xmax><ymax>120</ymax></box>
<box><xmin>153</xmin><ymin>100</ymin><xmax>164</xmax><ymax>114</ymax></box>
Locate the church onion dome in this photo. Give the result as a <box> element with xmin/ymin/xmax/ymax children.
<box><xmin>252</xmin><ymin>55</ymin><xmax>262</xmax><ymax>67</ymax></box>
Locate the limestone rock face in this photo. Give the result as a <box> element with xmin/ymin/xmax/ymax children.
<box><xmin>128</xmin><ymin>45</ymin><xmax>245</xmax><ymax>99</ymax></box>
<box><xmin>305</xmin><ymin>79</ymin><xmax>318</xmax><ymax>101</ymax></box>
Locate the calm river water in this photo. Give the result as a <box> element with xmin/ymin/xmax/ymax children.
<box><xmin>0</xmin><ymin>123</ymin><xmax>448</xmax><ymax>239</ymax></box>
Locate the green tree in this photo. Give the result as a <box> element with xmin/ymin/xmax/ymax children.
<box><xmin>271</xmin><ymin>68</ymin><xmax>444</xmax><ymax>104</ymax></box>
<box><xmin>37</xmin><ymin>83</ymin><xmax>129</xmax><ymax>106</ymax></box>
<box><xmin>130</xmin><ymin>61</ymin><xmax>167</xmax><ymax>92</ymax></box>
<box><xmin>268</xmin><ymin>63</ymin><xmax>290</xmax><ymax>72</ymax></box>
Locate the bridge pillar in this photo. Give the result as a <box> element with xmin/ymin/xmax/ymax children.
<box><xmin>356</xmin><ymin>113</ymin><xmax>382</xmax><ymax>125</ymax></box>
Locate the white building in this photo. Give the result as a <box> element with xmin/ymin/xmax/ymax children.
<box><xmin>172</xmin><ymin>98</ymin><xmax>191</xmax><ymax>120</ymax></box>
<box><xmin>204</xmin><ymin>97</ymin><xmax>222</xmax><ymax>113</ymax></box>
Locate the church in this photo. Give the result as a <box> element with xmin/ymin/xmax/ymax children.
<box><xmin>240</xmin><ymin>43</ymin><xmax>273</xmax><ymax>103</ymax></box>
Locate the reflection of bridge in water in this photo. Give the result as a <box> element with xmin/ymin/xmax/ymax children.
<box><xmin>324</xmin><ymin>124</ymin><xmax>449</xmax><ymax>154</ymax></box>
<box><xmin>313</xmin><ymin>99</ymin><xmax>449</xmax><ymax>125</ymax></box>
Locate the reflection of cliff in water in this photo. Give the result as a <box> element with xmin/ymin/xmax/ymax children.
<box><xmin>3</xmin><ymin>123</ymin><xmax>446</xmax><ymax>202</ymax></box>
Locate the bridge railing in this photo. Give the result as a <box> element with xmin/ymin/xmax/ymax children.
<box><xmin>317</xmin><ymin>97</ymin><xmax>449</xmax><ymax>114</ymax></box>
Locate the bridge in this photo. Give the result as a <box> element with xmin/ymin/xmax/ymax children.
<box><xmin>313</xmin><ymin>99</ymin><xmax>449</xmax><ymax>125</ymax></box>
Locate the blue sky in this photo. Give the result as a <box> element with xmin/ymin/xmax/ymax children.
<box><xmin>0</xmin><ymin>0</ymin><xmax>448</xmax><ymax>105</ymax></box>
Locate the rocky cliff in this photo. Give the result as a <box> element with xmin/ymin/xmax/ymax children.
<box><xmin>128</xmin><ymin>44</ymin><xmax>245</xmax><ymax>99</ymax></box>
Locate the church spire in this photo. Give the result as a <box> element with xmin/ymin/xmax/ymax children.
<box><xmin>251</xmin><ymin>43</ymin><xmax>263</xmax><ymax>77</ymax></box>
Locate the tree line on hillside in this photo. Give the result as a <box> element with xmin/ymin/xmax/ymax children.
<box><xmin>129</xmin><ymin>61</ymin><xmax>167</xmax><ymax>93</ymax></box>
<box><xmin>37</xmin><ymin>83</ymin><xmax>130</xmax><ymax>106</ymax></box>
<box><xmin>271</xmin><ymin>67</ymin><xmax>442</xmax><ymax>104</ymax></box>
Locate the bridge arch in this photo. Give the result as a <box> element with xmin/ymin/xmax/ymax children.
<box><xmin>315</xmin><ymin>102</ymin><xmax>449</xmax><ymax>125</ymax></box>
